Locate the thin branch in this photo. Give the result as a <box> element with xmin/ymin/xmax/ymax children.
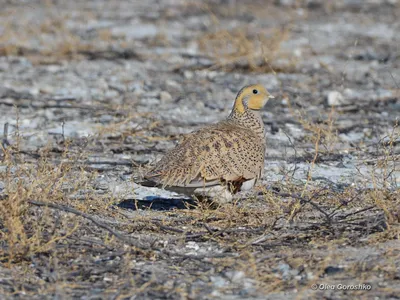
<box><xmin>336</xmin><ymin>205</ymin><xmax>376</xmax><ymax>220</ymax></box>
<box><xmin>28</xmin><ymin>200</ymin><xmax>150</xmax><ymax>250</ymax></box>
<box><xmin>273</xmin><ymin>189</ymin><xmax>332</xmax><ymax>223</ymax></box>
<box><xmin>28</xmin><ymin>200</ymin><xmax>233</xmax><ymax>260</ymax></box>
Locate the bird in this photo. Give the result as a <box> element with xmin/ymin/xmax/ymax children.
<box><xmin>142</xmin><ymin>84</ymin><xmax>274</xmax><ymax>203</ymax></box>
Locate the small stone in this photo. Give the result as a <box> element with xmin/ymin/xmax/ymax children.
<box><xmin>210</xmin><ymin>276</ymin><xmax>228</xmax><ymax>288</ymax></box>
<box><xmin>99</xmin><ymin>115</ymin><xmax>114</xmax><ymax>123</ymax></box>
<box><xmin>140</xmin><ymin>98</ymin><xmax>160</xmax><ymax>106</ymax></box>
<box><xmin>277</xmin><ymin>0</ymin><xmax>296</xmax><ymax>6</ymax></box>
<box><xmin>160</xmin><ymin>91</ymin><xmax>172</xmax><ymax>102</ymax></box>
<box><xmin>225</xmin><ymin>271</ymin><xmax>245</xmax><ymax>283</ymax></box>
<box><xmin>327</xmin><ymin>91</ymin><xmax>345</xmax><ymax>106</ymax></box>
<box><xmin>39</xmin><ymin>85</ymin><xmax>56</xmax><ymax>94</ymax></box>
<box><xmin>294</xmin><ymin>48</ymin><xmax>302</xmax><ymax>57</ymax></box>
<box><xmin>104</xmin><ymin>90</ymin><xmax>119</xmax><ymax>99</ymax></box>
<box><xmin>46</xmin><ymin>65</ymin><xmax>62</xmax><ymax>73</ymax></box>
<box><xmin>184</xmin><ymin>70</ymin><xmax>193</xmax><ymax>79</ymax></box>
<box><xmin>166</xmin><ymin>80</ymin><xmax>182</xmax><ymax>92</ymax></box>
<box><xmin>185</xmin><ymin>241</ymin><xmax>200</xmax><ymax>251</ymax></box>
<box><xmin>277</xmin><ymin>263</ymin><xmax>291</xmax><ymax>279</ymax></box>
<box><xmin>195</xmin><ymin>102</ymin><xmax>204</xmax><ymax>110</ymax></box>
<box><xmin>207</xmin><ymin>71</ymin><xmax>218</xmax><ymax>80</ymax></box>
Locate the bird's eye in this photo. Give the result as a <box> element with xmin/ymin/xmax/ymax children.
<box><xmin>253</xmin><ymin>89</ymin><xmax>258</xmax><ymax>94</ymax></box>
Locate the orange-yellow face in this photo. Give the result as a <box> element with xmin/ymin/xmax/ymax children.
<box><xmin>234</xmin><ymin>84</ymin><xmax>274</xmax><ymax>113</ymax></box>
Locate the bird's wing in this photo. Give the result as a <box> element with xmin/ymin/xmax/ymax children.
<box><xmin>145</xmin><ymin>122</ymin><xmax>265</xmax><ymax>188</ymax></box>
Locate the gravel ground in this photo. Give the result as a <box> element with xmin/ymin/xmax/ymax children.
<box><xmin>0</xmin><ymin>0</ymin><xmax>399</xmax><ymax>299</ymax></box>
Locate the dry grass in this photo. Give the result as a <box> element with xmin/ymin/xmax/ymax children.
<box><xmin>0</xmin><ymin>144</ymin><xmax>92</xmax><ymax>263</ymax></box>
<box><xmin>0</xmin><ymin>3</ymin><xmax>129</xmax><ymax>62</ymax></box>
<box><xmin>287</xmin><ymin>97</ymin><xmax>399</xmax><ymax>224</ymax></box>
<box><xmin>194</xmin><ymin>1</ymin><xmax>300</xmax><ymax>73</ymax></box>
<box><xmin>0</xmin><ymin>8</ymin><xmax>84</xmax><ymax>59</ymax></box>
<box><xmin>0</xmin><ymin>118</ymin><xmax>399</xmax><ymax>298</ymax></box>
<box><xmin>1</xmin><ymin>85</ymin><xmax>398</xmax><ymax>297</ymax></box>
<box><xmin>198</xmin><ymin>26</ymin><xmax>294</xmax><ymax>72</ymax></box>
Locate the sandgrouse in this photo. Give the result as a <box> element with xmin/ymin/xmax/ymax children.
<box><xmin>144</xmin><ymin>84</ymin><xmax>274</xmax><ymax>203</ymax></box>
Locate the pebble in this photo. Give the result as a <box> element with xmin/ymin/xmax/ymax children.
<box><xmin>160</xmin><ymin>91</ymin><xmax>172</xmax><ymax>102</ymax></box>
<box><xmin>225</xmin><ymin>271</ymin><xmax>245</xmax><ymax>283</ymax></box>
<box><xmin>104</xmin><ymin>90</ymin><xmax>119</xmax><ymax>99</ymax></box>
<box><xmin>140</xmin><ymin>97</ymin><xmax>160</xmax><ymax>106</ymax></box>
<box><xmin>210</xmin><ymin>276</ymin><xmax>228</xmax><ymax>288</ymax></box>
<box><xmin>276</xmin><ymin>262</ymin><xmax>298</xmax><ymax>280</ymax></box>
<box><xmin>327</xmin><ymin>91</ymin><xmax>346</xmax><ymax>106</ymax></box>
<box><xmin>184</xmin><ymin>70</ymin><xmax>194</xmax><ymax>79</ymax></box>
<box><xmin>185</xmin><ymin>241</ymin><xmax>200</xmax><ymax>251</ymax></box>
<box><xmin>111</xmin><ymin>22</ymin><xmax>158</xmax><ymax>39</ymax></box>
<box><xmin>165</xmin><ymin>79</ymin><xmax>182</xmax><ymax>92</ymax></box>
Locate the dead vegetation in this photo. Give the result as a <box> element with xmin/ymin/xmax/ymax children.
<box><xmin>0</xmin><ymin>114</ymin><xmax>398</xmax><ymax>298</ymax></box>
<box><xmin>198</xmin><ymin>26</ymin><xmax>295</xmax><ymax>72</ymax></box>
<box><xmin>0</xmin><ymin>2</ymin><xmax>139</xmax><ymax>63</ymax></box>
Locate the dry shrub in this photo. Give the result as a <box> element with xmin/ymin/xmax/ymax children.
<box><xmin>0</xmin><ymin>8</ymin><xmax>81</xmax><ymax>58</ymax></box>
<box><xmin>0</xmin><ymin>4</ymin><xmax>118</xmax><ymax>61</ymax></box>
<box><xmin>193</xmin><ymin>0</ymin><xmax>299</xmax><ymax>72</ymax></box>
<box><xmin>283</xmin><ymin>97</ymin><xmax>399</xmax><ymax>232</ymax></box>
<box><xmin>198</xmin><ymin>26</ymin><xmax>294</xmax><ymax>72</ymax></box>
<box><xmin>368</xmin><ymin>122</ymin><xmax>400</xmax><ymax>224</ymax></box>
<box><xmin>0</xmin><ymin>143</ymin><xmax>96</xmax><ymax>264</ymax></box>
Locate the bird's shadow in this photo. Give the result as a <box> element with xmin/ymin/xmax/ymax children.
<box><xmin>117</xmin><ymin>196</ymin><xmax>197</xmax><ymax>211</ymax></box>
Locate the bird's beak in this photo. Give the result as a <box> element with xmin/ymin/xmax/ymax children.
<box><xmin>268</xmin><ymin>94</ymin><xmax>275</xmax><ymax>99</ymax></box>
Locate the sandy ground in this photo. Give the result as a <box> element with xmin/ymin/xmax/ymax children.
<box><xmin>0</xmin><ymin>0</ymin><xmax>399</xmax><ymax>299</ymax></box>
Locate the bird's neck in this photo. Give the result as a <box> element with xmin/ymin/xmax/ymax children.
<box><xmin>228</xmin><ymin>109</ymin><xmax>266</xmax><ymax>140</ymax></box>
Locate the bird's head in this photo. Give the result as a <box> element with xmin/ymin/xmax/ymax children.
<box><xmin>233</xmin><ymin>84</ymin><xmax>274</xmax><ymax>113</ymax></box>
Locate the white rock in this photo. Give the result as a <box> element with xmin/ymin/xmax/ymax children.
<box><xmin>184</xmin><ymin>70</ymin><xmax>193</xmax><ymax>79</ymax></box>
<box><xmin>225</xmin><ymin>271</ymin><xmax>245</xmax><ymax>283</ymax></box>
<box><xmin>111</xmin><ymin>22</ymin><xmax>158</xmax><ymax>39</ymax></box>
<box><xmin>294</xmin><ymin>48</ymin><xmax>302</xmax><ymax>57</ymax></box>
<box><xmin>327</xmin><ymin>91</ymin><xmax>345</xmax><ymax>106</ymax></box>
<box><xmin>166</xmin><ymin>80</ymin><xmax>182</xmax><ymax>92</ymax></box>
<box><xmin>185</xmin><ymin>241</ymin><xmax>200</xmax><ymax>251</ymax></box>
<box><xmin>160</xmin><ymin>91</ymin><xmax>172</xmax><ymax>102</ymax></box>
<box><xmin>210</xmin><ymin>276</ymin><xmax>228</xmax><ymax>288</ymax></box>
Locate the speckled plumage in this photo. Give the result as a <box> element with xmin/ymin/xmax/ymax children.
<box><xmin>144</xmin><ymin>84</ymin><xmax>274</xmax><ymax>201</ymax></box>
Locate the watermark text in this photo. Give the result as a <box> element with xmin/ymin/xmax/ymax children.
<box><xmin>311</xmin><ymin>283</ymin><xmax>372</xmax><ymax>291</ymax></box>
